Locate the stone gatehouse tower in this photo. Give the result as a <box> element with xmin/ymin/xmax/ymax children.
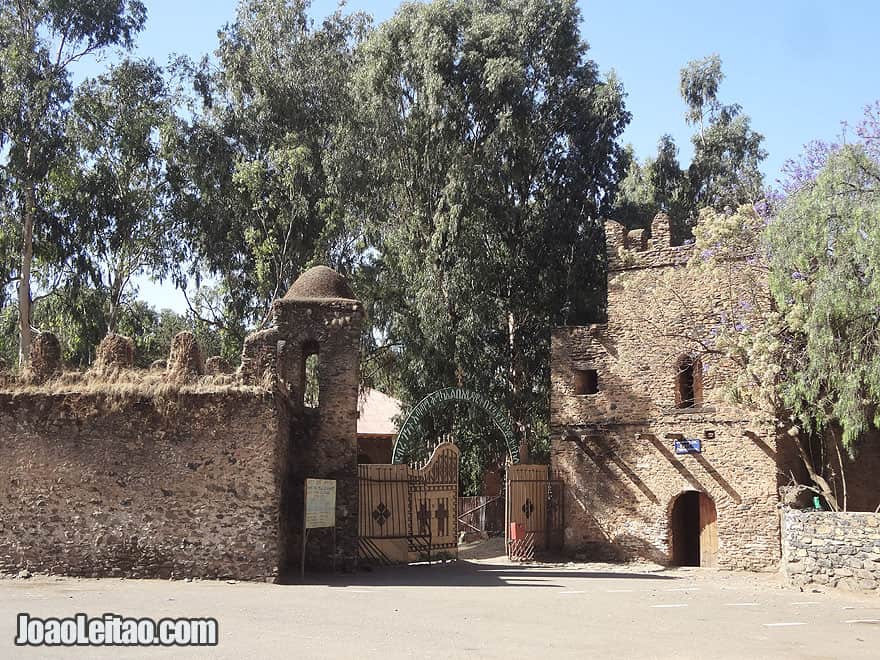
<box><xmin>242</xmin><ymin>265</ymin><xmax>364</xmax><ymax>570</ymax></box>
<box><xmin>550</xmin><ymin>213</ymin><xmax>793</xmax><ymax>570</ymax></box>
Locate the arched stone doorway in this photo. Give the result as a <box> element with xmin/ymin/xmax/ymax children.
<box><xmin>670</xmin><ymin>491</ymin><xmax>718</xmax><ymax>567</ymax></box>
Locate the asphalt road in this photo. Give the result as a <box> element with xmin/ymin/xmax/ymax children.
<box><xmin>1</xmin><ymin>555</ymin><xmax>878</xmax><ymax>659</ymax></box>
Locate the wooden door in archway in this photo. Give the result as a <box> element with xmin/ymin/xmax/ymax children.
<box><xmin>698</xmin><ymin>493</ymin><xmax>718</xmax><ymax>567</ymax></box>
<box><xmin>671</xmin><ymin>491</ymin><xmax>718</xmax><ymax>567</ymax></box>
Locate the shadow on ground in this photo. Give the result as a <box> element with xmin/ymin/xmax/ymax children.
<box><xmin>287</xmin><ymin>558</ymin><xmax>678</xmax><ymax>588</ymax></box>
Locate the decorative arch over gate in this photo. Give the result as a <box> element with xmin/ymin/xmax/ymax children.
<box><xmin>391</xmin><ymin>387</ymin><xmax>520</xmax><ymax>464</ymax></box>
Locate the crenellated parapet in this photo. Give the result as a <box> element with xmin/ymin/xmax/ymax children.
<box><xmin>605</xmin><ymin>212</ymin><xmax>692</xmax><ymax>273</ymax></box>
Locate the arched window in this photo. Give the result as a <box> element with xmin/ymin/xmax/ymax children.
<box><xmin>675</xmin><ymin>354</ymin><xmax>702</xmax><ymax>408</ymax></box>
<box><xmin>302</xmin><ymin>340</ymin><xmax>320</xmax><ymax>408</ymax></box>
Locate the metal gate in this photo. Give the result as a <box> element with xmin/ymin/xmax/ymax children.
<box><xmin>458</xmin><ymin>495</ymin><xmax>504</xmax><ymax>537</ymax></box>
<box><xmin>505</xmin><ymin>464</ymin><xmax>564</xmax><ymax>560</ymax></box>
<box><xmin>358</xmin><ymin>442</ymin><xmax>459</xmax><ymax>565</ymax></box>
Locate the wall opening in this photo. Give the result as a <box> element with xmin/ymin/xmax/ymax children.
<box><xmin>302</xmin><ymin>341</ymin><xmax>320</xmax><ymax>408</ymax></box>
<box><xmin>675</xmin><ymin>355</ymin><xmax>702</xmax><ymax>408</ymax></box>
<box><xmin>574</xmin><ymin>368</ymin><xmax>599</xmax><ymax>395</ymax></box>
<box><xmin>670</xmin><ymin>491</ymin><xmax>717</xmax><ymax>567</ymax></box>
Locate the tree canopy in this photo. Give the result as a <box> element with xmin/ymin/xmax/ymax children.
<box><xmin>768</xmin><ymin>143</ymin><xmax>880</xmax><ymax>453</ymax></box>
<box><xmin>0</xmin><ymin>0</ymin><xmax>147</xmax><ymax>364</ymax></box>
<box><xmin>352</xmin><ymin>0</ymin><xmax>629</xmax><ymax>466</ymax></box>
<box><xmin>164</xmin><ymin>0</ymin><xmax>371</xmax><ymax>357</ymax></box>
<box><xmin>613</xmin><ymin>54</ymin><xmax>766</xmax><ymax>242</ymax></box>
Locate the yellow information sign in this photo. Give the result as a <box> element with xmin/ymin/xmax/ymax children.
<box><xmin>304</xmin><ymin>479</ymin><xmax>336</xmax><ymax>529</ymax></box>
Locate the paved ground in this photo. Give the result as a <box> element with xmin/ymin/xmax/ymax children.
<box><xmin>1</xmin><ymin>552</ymin><xmax>879</xmax><ymax>659</ymax></box>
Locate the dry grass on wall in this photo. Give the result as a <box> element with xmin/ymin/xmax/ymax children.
<box><xmin>0</xmin><ymin>367</ymin><xmax>265</xmax><ymax>415</ymax></box>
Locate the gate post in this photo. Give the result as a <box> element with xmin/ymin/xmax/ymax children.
<box><xmin>504</xmin><ymin>465</ymin><xmax>510</xmax><ymax>557</ymax></box>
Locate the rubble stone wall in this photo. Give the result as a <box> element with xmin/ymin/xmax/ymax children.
<box><xmin>782</xmin><ymin>509</ymin><xmax>880</xmax><ymax>592</ymax></box>
<box><xmin>0</xmin><ymin>390</ymin><xmax>288</xmax><ymax>581</ymax></box>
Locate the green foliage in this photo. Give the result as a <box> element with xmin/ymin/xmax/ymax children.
<box><xmin>612</xmin><ymin>146</ymin><xmax>656</xmax><ymax>229</ymax></box>
<box><xmin>767</xmin><ymin>145</ymin><xmax>880</xmax><ymax>453</ymax></box>
<box><xmin>356</xmin><ymin>0</ymin><xmax>629</xmax><ymax>478</ymax></box>
<box><xmin>50</xmin><ymin>58</ymin><xmax>179</xmax><ymax>332</ymax></box>
<box><xmin>613</xmin><ymin>55</ymin><xmax>766</xmax><ymax>243</ymax></box>
<box><xmin>679</xmin><ymin>54</ymin><xmax>723</xmax><ymax>128</ymax></box>
<box><xmin>115</xmin><ymin>301</ymin><xmax>224</xmax><ymax>368</ymax></box>
<box><xmin>6</xmin><ymin>284</ymin><xmax>222</xmax><ymax>368</ymax></box>
<box><xmin>613</xmin><ymin>136</ymin><xmax>688</xmax><ymax>231</ymax></box>
<box><xmin>166</xmin><ymin>0</ymin><xmax>371</xmax><ymax>339</ymax></box>
<box><xmin>689</xmin><ymin>205</ymin><xmax>778</xmax><ymax>412</ymax></box>
<box><xmin>682</xmin><ymin>55</ymin><xmax>766</xmax><ymax>224</ymax></box>
<box><xmin>0</xmin><ymin>0</ymin><xmax>147</xmax><ymax>363</ymax></box>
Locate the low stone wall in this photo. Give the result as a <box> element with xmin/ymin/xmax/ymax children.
<box><xmin>0</xmin><ymin>390</ymin><xmax>289</xmax><ymax>581</ymax></box>
<box><xmin>782</xmin><ymin>508</ymin><xmax>880</xmax><ymax>592</ymax></box>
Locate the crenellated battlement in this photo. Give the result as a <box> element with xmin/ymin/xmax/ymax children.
<box><xmin>605</xmin><ymin>212</ymin><xmax>692</xmax><ymax>272</ymax></box>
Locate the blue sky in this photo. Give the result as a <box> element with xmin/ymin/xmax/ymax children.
<box><xmin>76</xmin><ymin>0</ymin><xmax>880</xmax><ymax>312</ymax></box>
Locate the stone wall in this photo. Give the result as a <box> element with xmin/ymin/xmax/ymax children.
<box><xmin>552</xmin><ymin>420</ymin><xmax>782</xmax><ymax>569</ymax></box>
<box><xmin>551</xmin><ymin>213</ymin><xmax>796</xmax><ymax>569</ymax></box>
<box><xmin>782</xmin><ymin>509</ymin><xmax>880</xmax><ymax>592</ymax></box>
<box><xmin>0</xmin><ymin>265</ymin><xmax>365</xmax><ymax>581</ymax></box>
<box><xmin>0</xmin><ymin>390</ymin><xmax>289</xmax><ymax>581</ymax></box>
<box><xmin>272</xmin><ymin>296</ymin><xmax>364</xmax><ymax>570</ymax></box>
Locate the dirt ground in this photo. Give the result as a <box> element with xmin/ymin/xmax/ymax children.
<box><xmin>2</xmin><ymin>545</ymin><xmax>878</xmax><ymax>659</ymax></box>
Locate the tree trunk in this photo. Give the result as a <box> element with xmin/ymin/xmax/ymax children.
<box><xmin>507</xmin><ymin>310</ymin><xmax>529</xmax><ymax>462</ymax></box>
<box><xmin>792</xmin><ymin>431</ymin><xmax>840</xmax><ymax>511</ymax></box>
<box><xmin>18</xmin><ymin>184</ymin><xmax>35</xmax><ymax>367</ymax></box>
<box><xmin>832</xmin><ymin>428</ymin><xmax>848</xmax><ymax>512</ymax></box>
<box><xmin>107</xmin><ymin>273</ymin><xmax>121</xmax><ymax>334</ymax></box>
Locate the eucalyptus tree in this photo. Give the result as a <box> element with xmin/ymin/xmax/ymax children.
<box><xmin>355</xmin><ymin>0</ymin><xmax>629</xmax><ymax>456</ymax></box>
<box><xmin>0</xmin><ymin>0</ymin><xmax>146</xmax><ymax>366</ymax></box>
<box><xmin>683</xmin><ymin>55</ymin><xmax>766</xmax><ymax>215</ymax></box>
<box><xmin>165</xmin><ymin>0</ymin><xmax>371</xmax><ymax>351</ymax></box>
<box><xmin>613</xmin><ymin>55</ymin><xmax>766</xmax><ymax>242</ymax></box>
<box><xmin>50</xmin><ymin>59</ymin><xmax>178</xmax><ymax>334</ymax></box>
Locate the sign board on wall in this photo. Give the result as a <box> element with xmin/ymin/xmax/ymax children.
<box><xmin>304</xmin><ymin>479</ymin><xmax>336</xmax><ymax>529</ymax></box>
<box><xmin>674</xmin><ymin>438</ymin><xmax>702</xmax><ymax>455</ymax></box>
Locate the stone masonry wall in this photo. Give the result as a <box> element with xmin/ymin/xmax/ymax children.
<box><xmin>0</xmin><ymin>390</ymin><xmax>289</xmax><ymax>581</ymax></box>
<box><xmin>782</xmin><ymin>509</ymin><xmax>880</xmax><ymax>592</ymax></box>
<box><xmin>273</xmin><ymin>297</ymin><xmax>364</xmax><ymax>570</ymax></box>
<box><xmin>552</xmin><ymin>420</ymin><xmax>782</xmax><ymax>569</ymax></box>
<box><xmin>551</xmin><ymin>213</ymin><xmax>795</xmax><ymax>569</ymax></box>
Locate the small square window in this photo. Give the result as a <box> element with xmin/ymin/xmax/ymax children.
<box><xmin>574</xmin><ymin>368</ymin><xmax>598</xmax><ymax>395</ymax></box>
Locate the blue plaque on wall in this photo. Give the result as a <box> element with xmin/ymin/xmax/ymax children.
<box><xmin>674</xmin><ymin>438</ymin><xmax>702</xmax><ymax>455</ymax></box>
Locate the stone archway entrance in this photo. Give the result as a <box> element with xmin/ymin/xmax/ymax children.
<box><xmin>670</xmin><ymin>491</ymin><xmax>718</xmax><ymax>567</ymax></box>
